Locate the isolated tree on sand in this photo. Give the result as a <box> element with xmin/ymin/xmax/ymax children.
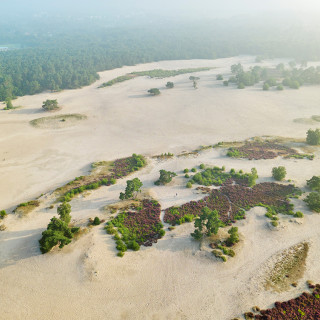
<box><xmin>42</xmin><ymin>99</ymin><xmax>59</xmax><ymax>111</ymax></box>
<box><xmin>306</xmin><ymin>128</ymin><xmax>320</xmax><ymax>145</ymax></box>
<box><xmin>120</xmin><ymin>178</ymin><xmax>143</xmax><ymax>200</ymax></box>
<box><xmin>272</xmin><ymin>166</ymin><xmax>286</xmax><ymax>181</ymax></box>
<box><xmin>166</xmin><ymin>82</ymin><xmax>174</xmax><ymax>89</ymax></box>
<box><xmin>154</xmin><ymin>169</ymin><xmax>177</xmax><ymax>185</ymax></box>
<box><xmin>148</xmin><ymin>88</ymin><xmax>160</xmax><ymax>96</ymax></box>
<box><xmin>5</xmin><ymin>98</ymin><xmax>13</xmax><ymax>109</ymax></box>
<box><xmin>191</xmin><ymin>207</ymin><xmax>224</xmax><ymax>240</ymax></box>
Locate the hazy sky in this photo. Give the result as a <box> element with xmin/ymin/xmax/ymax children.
<box><xmin>3</xmin><ymin>0</ymin><xmax>320</xmax><ymax>21</ymax></box>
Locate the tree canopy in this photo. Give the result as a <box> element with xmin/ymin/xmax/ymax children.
<box><xmin>306</xmin><ymin>129</ymin><xmax>320</xmax><ymax>145</ymax></box>
<box><xmin>119</xmin><ymin>178</ymin><xmax>143</xmax><ymax>200</ymax></box>
<box><xmin>42</xmin><ymin>99</ymin><xmax>59</xmax><ymax>111</ymax></box>
<box><xmin>191</xmin><ymin>207</ymin><xmax>224</xmax><ymax>240</ymax></box>
<box><xmin>148</xmin><ymin>88</ymin><xmax>160</xmax><ymax>96</ymax></box>
<box><xmin>154</xmin><ymin>170</ymin><xmax>177</xmax><ymax>186</ymax></box>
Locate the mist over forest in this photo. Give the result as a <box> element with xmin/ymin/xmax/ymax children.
<box><xmin>1</xmin><ymin>0</ymin><xmax>320</xmax><ymax>101</ymax></box>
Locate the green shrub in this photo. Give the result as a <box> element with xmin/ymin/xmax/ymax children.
<box><xmin>263</xmin><ymin>83</ymin><xmax>270</xmax><ymax>91</ymax></box>
<box><xmin>199</xmin><ymin>164</ymin><xmax>205</xmax><ymax>169</ymax></box>
<box><xmin>186</xmin><ymin>182</ymin><xmax>192</xmax><ymax>188</ymax></box>
<box><xmin>93</xmin><ymin>217</ymin><xmax>101</xmax><ymax>225</ymax></box>
<box><xmin>110</xmin><ymin>178</ymin><xmax>116</xmax><ymax>185</ymax></box>
<box><xmin>166</xmin><ymin>81</ymin><xmax>174</xmax><ymax>89</ymax></box>
<box><xmin>154</xmin><ymin>169</ymin><xmax>177</xmax><ymax>185</ymax></box>
<box><xmin>148</xmin><ymin>88</ymin><xmax>160</xmax><ymax>96</ymax></box>
<box><xmin>238</xmin><ymin>82</ymin><xmax>245</xmax><ymax>89</ymax></box>
<box><xmin>117</xmin><ymin>251</ymin><xmax>125</xmax><ymax>257</ymax></box>
<box><xmin>304</xmin><ymin>192</ymin><xmax>320</xmax><ymax>212</ymax></box>
<box><xmin>0</xmin><ymin>210</ymin><xmax>7</xmax><ymax>219</ymax></box>
<box><xmin>116</xmin><ymin>240</ymin><xmax>127</xmax><ymax>252</ymax></box>
<box><xmin>159</xmin><ymin>229</ymin><xmax>165</xmax><ymax>237</ymax></box>
<box><xmin>272</xmin><ymin>166</ymin><xmax>286</xmax><ymax>181</ymax></box>
<box><xmin>277</xmin><ymin>85</ymin><xmax>284</xmax><ymax>91</ymax></box>
<box><xmin>216</xmin><ymin>74</ymin><xmax>223</xmax><ymax>80</ymax></box>
<box><xmin>307</xmin><ymin>176</ymin><xmax>320</xmax><ymax>191</ymax></box>
<box><xmin>271</xmin><ymin>221</ymin><xmax>278</xmax><ymax>227</ymax></box>
<box><xmin>294</xmin><ymin>211</ymin><xmax>304</xmax><ymax>218</ymax></box>
<box><xmin>185</xmin><ymin>174</ymin><xmax>190</xmax><ymax>178</ymax></box>
<box><xmin>183</xmin><ymin>168</ymin><xmax>189</xmax><ymax>173</ymax></box>
<box><xmin>191</xmin><ymin>168</ymin><xmax>197</xmax><ymax>172</ymax></box>
<box><xmin>306</xmin><ymin>128</ymin><xmax>320</xmax><ymax>145</ymax></box>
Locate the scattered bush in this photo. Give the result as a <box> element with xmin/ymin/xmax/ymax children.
<box><xmin>0</xmin><ymin>210</ymin><xmax>7</xmax><ymax>219</ymax></box>
<box><xmin>305</xmin><ymin>192</ymin><xmax>320</xmax><ymax>212</ymax></box>
<box><xmin>154</xmin><ymin>169</ymin><xmax>177</xmax><ymax>185</ymax></box>
<box><xmin>223</xmin><ymin>80</ymin><xmax>229</xmax><ymax>86</ymax></box>
<box><xmin>166</xmin><ymin>81</ymin><xmax>174</xmax><ymax>88</ymax></box>
<box><xmin>263</xmin><ymin>83</ymin><xmax>270</xmax><ymax>91</ymax></box>
<box><xmin>199</xmin><ymin>164</ymin><xmax>205</xmax><ymax>169</ymax></box>
<box><xmin>185</xmin><ymin>174</ymin><xmax>190</xmax><ymax>178</ymax></box>
<box><xmin>191</xmin><ymin>168</ymin><xmax>197</xmax><ymax>172</ymax></box>
<box><xmin>307</xmin><ymin>176</ymin><xmax>320</xmax><ymax>192</ymax></box>
<box><xmin>42</xmin><ymin>99</ymin><xmax>59</xmax><ymax>111</ymax></box>
<box><xmin>306</xmin><ymin>128</ymin><xmax>320</xmax><ymax>145</ymax></box>
<box><xmin>272</xmin><ymin>166</ymin><xmax>287</xmax><ymax>181</ymax></box>
<box><xmin>183</xmin><ymin>168</ymin><xmax>189</xmax><ymax>173</ymax></box>
<box><xmin>225</xmin><ymin>227</ymin><xmax>239</xmax><ymax>246</ymax></box>
<box><xmin>271</xmin><ymin>221</ymin><xmax>278</xmax><ymax>227</ymax></box>
<box><xmin>191</xmin><ymin>207</ymin><xmax>224</xmax><ymax>240</ymax></box>
<box><xmin>148</xmin><ymin>88</ymin><xmax>160</xmax><ymax>96</ymax></box>
<box><xmin>93</xmin><ymin>217</ymin><xmax>101</xmax><ymax>225</ymax></box>
<box><xmin>186</xmin><ymin>182</ymin><xmax>192</xmax><ymax>188</ymax></box>
<box><xmin>119</xmin><ymin>178</ymin><xmax>143</xmax><ymax>200</ymax></box>
<box><xmin>294</xmin><ymin>211</ymin><xmax>304</xmax><ymax>218</ymax></box>
<box><xmin>216</xmin><ymin>74</ymin><xmax>223</xmax><ymax>80</ymax></box>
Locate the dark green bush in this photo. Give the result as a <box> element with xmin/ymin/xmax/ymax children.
<box><xmin>93</xmin><ymin>217</ymin><xmax>101</xmax><ymax>225</ymax></box>
<box><xmin>304</xmin><ymin>192</ymin><xmax>320</xmax><ymax>212</ymax></box>
<box><xmin>186</xmin><ymin>182</ymin><xmax>192</xmax><ymax>188</ymax></box>
<box><xmin>306</xmin><ymin>129</ymin><xmax>320</xmax><ymax>145</ymax></box>
<box><xmin>272</xmin><ymin>166</ymin><xmax>286</xmax><ymax>181</ymax></box>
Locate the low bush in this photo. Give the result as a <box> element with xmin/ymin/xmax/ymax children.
<box><xmin>272</xmin><ymin>166</ymin><xmax>286</xmax><ymax>181</ymax></box>
<box><xmin>93</xmin><ymin>217</ymin><xmax>101</xmax><ymax>225</ymax></box>
<box><xmin>186</xmin><ymin>182</ymin><xmax>192</xmax><ymax>188</ymax></box>
<box><xmin>294</xmin><ymin>211</ymin><xmax>304</xmax><ymax>218</ymax></box>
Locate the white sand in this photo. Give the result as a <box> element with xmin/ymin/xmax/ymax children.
<box><xmin>1</xmin><ymin>56</ymin><xmax>320</xmax><ymax>319</ymax></box>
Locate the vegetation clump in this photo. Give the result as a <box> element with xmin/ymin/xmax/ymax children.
<box><xmin>39</xmin><ymin>202</ymin><xmax>79</xmax><ymax>253</ymax></box>
<box><xmin>59</xmin><ymin>154</ymin><xmax>146</xmax><ymax>202</ymax></box>
<box><xmin>226</xmin><ymin>141</ymin><xmax>309</xmax><ymax>160</ymax></box>
<box><xmin>154</xmin><ymin>170</ymin><xmax>177</xmax><ymax>185</ymax></box>
<box><xmin>42</xmin><ymin>99</ymin><xmax>59</xmax><ymax>111</ymax></box>
<box><xmin>191</xmin><ymin>207</ymin><xmax>224</xmax><ymax>240</ymax></box>
<box><xmin>307</xmin><ymin>176</ymin><xmax>320</xmax><ymax>192</ymax></box>
<box><xmin>190</xmin><ymin>166</ymin><xmax>258</xmax><ymax>188</ymax></box>
<box><xmin>251</xmin><ymin>284</ymin><xmax>320</xmax><ymax>319</ymax></box>
<box><xmin>166</xmin><ymin>81</ymin><xmax>174</xmax><ymax>88</ymax></box>
<box><xmin>164</xmin><ymin>178</ymin><xmax>300</xmax><ymax>226</ymax></box>
<box><xmin>148</xmin><ymin>88</ymin><xmax>160</xmax><ymax>96</ymax></box>
<box><xmin>306</xmin><ymin>128</ymin><xmax>320</xmax><ymax>145</ymax></box>
<box><xmin>120</xmin><ymin>178</ymin><xmax>143</xmax><ymax>200</ymax></box>
<box><xmin>272</xmin><ymin>166</ymin><xmax>287</xmax><ymax>181</ymax></box>
<box><xmin>105</xmin><ymin>199</ymin><xmax>164</xmax><ymax>256</ymax></box>
<box><xmin>305</xmin><ymin>192</ymin><xmax>320</xmax><ymax>212</ymax></box>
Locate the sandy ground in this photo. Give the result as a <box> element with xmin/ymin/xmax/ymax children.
<box><xmin>1</xmin><ymin>56</ymin><xmax>320</xmax><ymax>320</ymax></box>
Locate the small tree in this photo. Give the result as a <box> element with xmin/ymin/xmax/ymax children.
<box><xmin>248</xmin><ymin>168</ymin><xmax>258</xmax><ymax>187</ymax></box>
<box><xmin>191</xmin><ymin>207</ymin><xmax>224</xmax><ymax>240</ymax></box>
<box><xmin>42</xmin><ymin>99</ymin><xmax>59</xmax><ymax>111</ymax></box>
<box><xmin>306</xmin><ymin>129</ymin><xmax>320</xmax><ymax>145</ymax></box>
<box><xmin>223</xmin><ymin>80</ymin><xmax>229</xmax><ymax>86</ymax></box>
<box><xmin>304</xmin><ymin>192</ymin><xmax>320</xmax><ymax>212</ymax></box>
<box><xmin>272</xmin><ymin>166</ymin><xmax>286</xmax><ymax>181</ymax></box>
<box><xmin>154</xmin><ymin>170</ymin><xmax>177</xmax><ymax>185</ymax></box>
<box><xmin>193</xmin><ymin>80</ymin><xmax>198</xmax><ymax>89</ymax></box>
<box><xmin>148</xmin><ymin>88</ymin><xmax>160</xmax><ymax>96</ymax></box>
<box><xmin>57</xmin><ymin>202</ymin><xmax>71</xmax><ymax>224</ymax></box>
<box><xmin>307</xmin><ymin>176</ymin><xmax>320</xmax><ymax>192</ymax></box>
<box><xmin>263</xmin><ymin>83</ymin><xmax>270</xmax><ymax>91</ymax></box>
<box><xmin>225</xmin><ymin>227</ymin><xmax>239</xmax><ymax>246</ymax></box>
<box><xmin>216</xmin><ymin>74</ymin><xmax>223</xmax><ymax>80</ymax></box>
<box><xmin>5</xmin><ymin>99</ymin><xmax>13</xmax><ymax>109</ymax></box>
<box><xmin>119</xmin><ymin>178</ymin><xmax>143</xmax><ymax>200</ymax></box>
<box><xmin>166</xmin><ymin>82</ymin><xmax>174</xmax><ymax>89</ymax></box>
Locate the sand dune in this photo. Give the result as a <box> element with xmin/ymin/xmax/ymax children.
<box><xmin>1</xmin><ymin>56</ymin><xmax>320</xmax><ymax>319</ymax></box>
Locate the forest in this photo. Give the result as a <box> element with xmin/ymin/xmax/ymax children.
<box><xmin>1</xmin><ymin>16</ymin><xmax>320</xmax><ymax>101</ymax></box>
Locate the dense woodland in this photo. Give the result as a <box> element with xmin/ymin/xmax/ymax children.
<box><xmin>1</xmin><ymin>16</ymin><xmax>320</xmax><ymax>101</ymax></box>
